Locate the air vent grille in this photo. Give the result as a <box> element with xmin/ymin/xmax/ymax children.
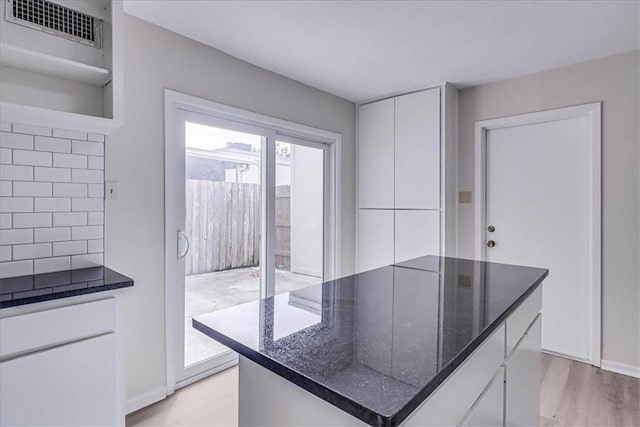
<box><xmin>6</xmin><ymin>0</ymin><xmax>102</xmax><ymax>48</ymax></box>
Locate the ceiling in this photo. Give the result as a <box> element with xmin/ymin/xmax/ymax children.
<box><xmin>124</xmin><ymin>1</ymin><xmax>639</xmax><ymax>103</ymax></box>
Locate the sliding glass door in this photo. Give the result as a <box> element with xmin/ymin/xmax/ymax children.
<box><xmin>166</xmin><ymin>105</ymin><xmax>332</xmax><ymax>388</ymax></box>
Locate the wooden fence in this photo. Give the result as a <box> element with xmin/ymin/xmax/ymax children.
<box><xmin>185</xmin><ymin>180</ymin><xmax>290</xmax><ymax>275</ymax></box>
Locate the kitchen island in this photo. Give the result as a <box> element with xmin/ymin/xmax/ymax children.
<box><xmin>194</xmin><ymin>256</ymin><xmax>548</xmax><ymax>427</ymax></box>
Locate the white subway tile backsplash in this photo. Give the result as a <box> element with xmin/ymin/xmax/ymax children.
<box><xmin>72</xmin><ymin>169</ymin><xmax>103</xmax><ymax>184</ymax></box>
<box><xmin>87</xmin><ymin>239</ymin><xmax>103</xmax><ymax>253</ymax></box>
<box><xmin>53</xmin><ymin>153</ymin><xmax>87</xmax><ymax>169</ymax></box>
<box><xmin>34</xmin><ymin>136</ymin><xmax>71</xmax><ymax>153</ymax></box>
<box><xmin>53</xmin><ymin>212</ymin><xmax>87</xmax><ymax>227</ymax></box>
<box><xmin>0</xmin><ymin>197</ymin><xmax>33</xmax><ymax>213</ymax></box>
<box><xmin>13</xmin><ymin>181</ymin><xmax>52</xmax><ymax>197</ymax></box>
<box><xmin>88</xmin><ymin>183</ymin><xmax>104</xmax><ymax>198</ymax></box>
<box><xmin>53</xmin><ymin>240</ymin><xmax>87</xmax><ymax>256</ymax></box>
<box><xmin>0</xmin><ymin>228</ymin><xmax>33</xmax><ymax>245</ymax></box>
<box><xmin>88</xmin><ymin>156</ymin><xmax>104</xmax><ymax>170</ymax></box>
<box><xmin>0</xmin><ymin>260</ymin><xmax>33</xmax><ymax>278</ymax></box>
<box><xmin>12</xmin><ymin>124</ymin><xmax>51</xmax><ymax>136</ymax></box>
<box><xmin>34</xmin><ymin>167</ymin><xmax>71</xmax><ymax>182</ymax></box>
<box><xmin>71</xmin><ymin>253</ymin><xmax>103</xmax><ymax>269</ymax></box>
<box><xmin>1</xmin><ymin>124</ymin><xmax>104</xmax><ymax>277</ymax></box>
<box><xmin>87</xmin><ymin>133</ymin><xmax>105</xmax><ymax>143</ymax></box>
<box><xmin>0</xmin><ymin>214</ymin><xmax>11</xmax><ymax>229</ymax></box>
<box><xmin>87</xmin><ymin>211</ymin><xmax>104</xmax><ymax>225</ymax></box>
<box><xmin>12</xmin><ymin>213</ymin><xmax>52</xmax><ymax>228</ymax></box>
<box><xmin>72</xmin><ymin>198</ymin><xmax>103</xmax><ymax>212</ymax></box>
<box><xmin>53</xmin><ymin>129</ymin><xmax>87</xmax><ymax>140</ymax></box>
<box><xmin>0</xmin><ymin>181</ymin><xmax>11</xmax><ymax>197</ymax></box>
<box><xmin>72</xmin><ymin>140</ymin><xmax>103</xmax><ymax>156</ymax></box>
<box><xmin>34</xmin><ymin>227</ymin><xmax>70</xmax><ymax>242</ymax></box>
<box><xmin>1</xmin><ymin>164</ymin><xmax>33</xmax><ymax>181</ymax></box>
<box><xmin>34</xmin><ymin>198</ymin><xmax>70</xmax><ymax>212</ymax></box>
<box><xmin>0</xmin><ymin>246</ymin><xmax>10</xmax><ymax>261</ymax></box>
<box><xmin>13</xmin><ymin>243</ymin><xmax>52</xmax><ymax>260</ymax></box>
<box><xmin>0</xmin><ymin>132</ymin><xmax>33</xmax><ymax>149</ymax></box>
<box><xmin>0</xmin><ymin>148</ymin><xmax>11</xmax><ymax>164</ymax></box>
<box><xmin>34</xmin><ymin>256</ymin><xmax>70</xmax><ymax>274</ymax></box>
<box><xmin>53</xmin><ymin>183</ymin><xmax>87</xmax><ymax>198</ymax></box>
<box><xmin>72</xmin><ymin>225</ymin><xmax>103</xmax><ymax>240</ymax></box>
<box><xmin>12</xmin><ymin>150</ymin><xmax>52</xmax><ymax>167</ymax></box>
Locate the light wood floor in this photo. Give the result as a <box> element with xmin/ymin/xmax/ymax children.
<box><xmin>541</xmin><ymin>354</ymin><xmax>639</xmax><ymax>426</ymax></box>
<box><xmin>127</xmin><ymin>354</ymin><xmax>639</xmax><ymax>426</ymax></box>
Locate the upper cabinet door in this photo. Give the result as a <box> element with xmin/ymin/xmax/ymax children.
<box><xmin>395</xmin><ymin>88</ymin><xmax>441</xmax><ymax>209</ymax></box>
<box><xmin>358</xmin><ymin>98</ymin><xmax>395</xmax><ymax>209</ymax></box>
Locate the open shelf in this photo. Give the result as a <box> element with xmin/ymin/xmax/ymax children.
<box><xmin>0</xmin><ymin>0</ymin><xmax>122</xmax><ymax>134</ymax></box>
<box><xmin>0</xmin><ymin>44</ymin><xmax>111</xmax><ymax>86</ymax></box>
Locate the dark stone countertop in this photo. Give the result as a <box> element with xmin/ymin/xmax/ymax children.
<box><xmin>193</xmin><ymin>256</ymin><xmax>548</xmax><ymax>427</ymax></box>
<box><xmin>0</xmin><ymin>266</ymin><xmax>133</xmax><ymax>308</ymax></box>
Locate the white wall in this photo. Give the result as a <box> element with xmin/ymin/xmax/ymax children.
<box><xmin>457</xmin><ymin>50</ymin><xmax>640</xmax><ymax>369</ymax></box>
<box><xmin>106</xmin><ymin>15</ymin><xmax>355</xmax><ymax>405</ymax></box>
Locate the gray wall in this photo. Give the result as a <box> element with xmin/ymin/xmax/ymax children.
<box><xmin>457</xmin><ymin>50</ymin><xmax>640</xmax><ymax>368</ymax></box>
<box><xmin>106</xmin><ymin>15</ymin><xmax>355</xmax><ymax>403</ymax></box>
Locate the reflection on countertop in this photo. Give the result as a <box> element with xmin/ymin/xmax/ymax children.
<box><xmin>194</xmin><ymin>256</ymin><xmax>548</xmax><ymax>426</ymax></box>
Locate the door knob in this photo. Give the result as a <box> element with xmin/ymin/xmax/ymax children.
<box><xmin>487</xmin><ymin>240</ymin><xmax>496</xmax><ymax>248</ymax></box>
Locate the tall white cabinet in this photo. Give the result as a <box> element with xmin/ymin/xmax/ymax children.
<box><xmin>357</xmin><ymin>84</ymin><xmax>458</xmax><ymax>271</ymax></box>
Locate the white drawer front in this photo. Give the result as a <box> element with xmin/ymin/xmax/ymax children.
<box><xmin>0</xmin><ymin>297</ymin><xmax>116</xmax><ymax>358</ymax></box>
<box><xmin>0</xmin><ymin>333</ymin><xmax>118</xmax><ymax>426</ymax></box>
<box><xmin>506</xmin><ymin>286</ymin><xmax>542</xmax><ymax>356</ymax></box>
<box><xmin>403</xmin><ymin>324</ymin><xmax>505</xmax><ymax>426</ymax></box>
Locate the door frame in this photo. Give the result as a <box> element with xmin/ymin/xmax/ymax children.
<box><xmin>473</xmin><ymin>102</ymin><xmax>602</xmax><ymax>366</ymax></box>
<box><xmin>164</xmin><ymin>89</ymin><xmax>342</xmax><ymax>394</ymax></box>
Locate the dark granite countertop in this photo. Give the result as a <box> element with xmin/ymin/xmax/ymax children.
<box><xmin>193</xmin><ymin>256</ymin><xmax>548</xmax><ymax>427</ymax></box>
<box><xmin>0</xmin><ymin>267</ymin><xmax>133</xmax><ymax>308</ymax></box>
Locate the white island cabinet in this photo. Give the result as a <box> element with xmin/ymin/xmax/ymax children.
<box><xmin>0</xmin><ymin>292</ymin><xmax>127</xmax><ymax>426</ymax></box>
<box><xmin>237</xmin><ymin>286</ymin><xmax>542</xmax><ymax>427</ymax></box>
<box><xmin>193</xmin><ymin>257</ymin><xmax>547</xmax><ymax>427</ymax></box>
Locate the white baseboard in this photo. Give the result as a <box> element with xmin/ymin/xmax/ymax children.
<box><xmin>542</xmin><ymin>348</ymin><xmax>592</xmax><ymax>365</ymax></box>
<box><xmin>126</xmin><ymin>386</ymin><xmax>167</xmax><ymax>415</ymax></box>
<box><xmin>601</xmin><ymin>359</ymin><xmax>640</xmax><ymax>379</ymax></box>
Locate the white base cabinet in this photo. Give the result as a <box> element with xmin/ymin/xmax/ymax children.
<box><xmin>236</xmin><ymin>286</ymin><xmax>542</xmax><ymax>426</ymax></box>
<box><xmin>506</xmin><ymin>314</ymin><xmax>542</xmax><ymax>427</ymax></box>
<box><xmin>1</xmin><ymin>333</ymin><xmax>118</xmax><ymax>426</ymax></box>
<box><xmin>0</xmin><ymin>293</ymin><xmax>125</xmax><ymax>426</ymax></box>
<box><xmin>460</xmin><ymin>368</ymin><xmax>505</xmax><ymax>427</ymax></box>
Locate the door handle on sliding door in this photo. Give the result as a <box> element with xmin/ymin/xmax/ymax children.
<box><xmin>177</xmin><ymin>230</ymin><xmax>190</xmax><ymax>260</ymax></box>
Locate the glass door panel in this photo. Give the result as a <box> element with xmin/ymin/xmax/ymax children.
<box><xmin>274</xmin><ymin>140</ymin><xmax>325</xmax><ymax>296</ymax></box>
<box><xmin>184</xmin><ymin>121</ymin><xmax>264</xmax><ymax>368</ymax></box>
<box><xmin>168</xmin><ymin>105</ymin><xmax>334</xmax><ymax>389</ymax></box>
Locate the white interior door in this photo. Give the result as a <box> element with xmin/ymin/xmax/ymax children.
<box><xmin>480</xmin><ymin>108</ymin><xmax>600</xmax><ymax>363</ymax></box>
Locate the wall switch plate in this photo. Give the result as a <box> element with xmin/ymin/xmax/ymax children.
<box><xmin>458</xmin><ymin>275</ymin><xmax>472</xmax><ymax>288</ymax></box>
<box><xmin>105</xmin><ymin>181</ymin><xmax>118</xmax><ymax>201</ymax></box>
<box><xmin>459</xmin><ymin>191</ymin><xmax>472</xmax><ymax>204</ymax></box>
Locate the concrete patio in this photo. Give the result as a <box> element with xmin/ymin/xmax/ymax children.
<box><xmin>184</xmin><ymin>267</ymin><xmax>321</xmax><ymax>366</ymax></box>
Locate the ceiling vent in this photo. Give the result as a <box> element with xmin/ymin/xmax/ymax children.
<box><xmin>5</xmin><ymin>0</ymin><xmax>102</xmax><ymax>48</ymax></box>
